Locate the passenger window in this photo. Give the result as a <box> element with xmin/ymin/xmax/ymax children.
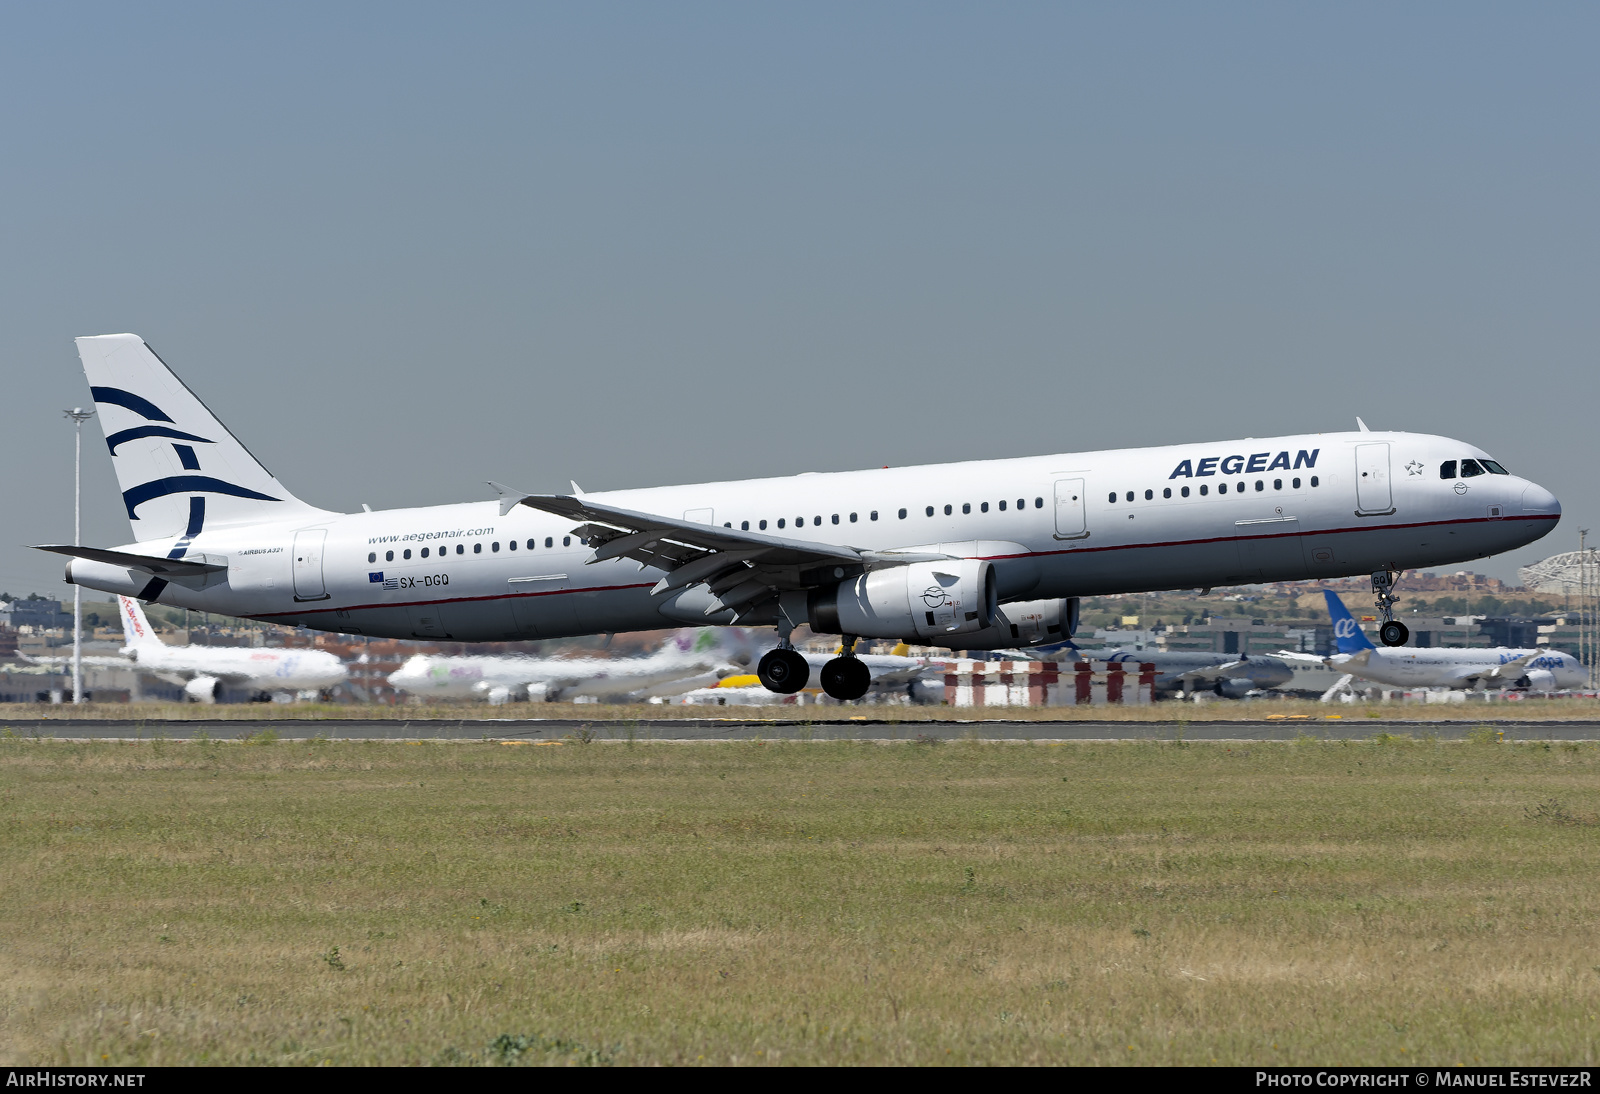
<box><xmin>741</xmin><ymin>521</ymin><xmax>749</xmax><ymax>530</ymax></box>
<box><xmin>926</xmin><ymin>506</ymin><xmax>935</xmax><ymax>517</ymax></box>
<box><xmin>1018</xmin><ymin>498</ymin><xmax>1026</xmax><ymax>510</ymax></box>
<box><xmin>385</xmin><ymin>550</ymin><xmax>394</xmax><ymax>562</ymax></box>
<box><xmin>961</xmin><ymin>503</ymin><xmax>970</xmax><ymax>514</ymax></box>
<box><xmin>944</xmin><ymin>504</ymin><xmax>952</xmax><ymax>516</ymax></box>
<box><xmin>1181</xmin><ymin>486</ymin><xmax>1190</xmax><ymax>497</ymax></box>
<box><xmin>1292</xmin><ymin>478</ymin><xmax>1301</xmax><ymax>489</ymax></box>
<box><xmin>898</xmin><ymin>509</ymin><xmax>907</xmax><ymax>519</ymax></box>
<box><xmin>870</xmin><ymin>511</ymin><xmax>879</xmax><ymax>521</ymax></box>
<box><xmin>491</xmin><ymin>542</ymin><xmax>500</xmax><ymax>552</ymax></box>
<box><xmin>1035</xmin><ymin>497</ymin><xmax>1043</xmax><ymax>508</ymax></box>
<box><xmin>508</xmin><ymin>540</ymin><xmax>516</xmax><ymax>550</ymax></box>
<box><xmin>1273</xmin><ymin>479</ymin><xmax>1282</xmax><ymax>490</ymax></box>
<box><xmin>724</xmin><ymin>522</ymin><xmax>732</xmax><ymax>528</ymax></box>
<box><xmin>1144</xmin><ymin>489</ymin><xmax>1152</xmax><ymax>501</ymax></box>
<box><xmin>759</xmin><ymin>520</ymin><xmax>768</xmax><ymax>530</ymax></box>
<box><xmin>849</xmin><ymin>512</ymin><xmax>858</xmax><ymax>523</ymax></box>
<box><xmin>813</xmin><ymin>516</ymin><xmax>821</xmax><ymax>526</ymax></box>
<box><xmin>1125</xmin><ymin>491</ymin><xmax>1134</xmax><ymax>502</ymax></box>
<box><xmin>456</xmin><ymin>544</ymin><xmax>464</xmax><ymax>554</ymax></box>
<box><xmin>474</xmin><ymin>543</ymin><xmax>483</xmax><ymax>554</ymax></box>
<box><xmin>1255</xmin><ymin>480</ymin><xmax>1264</xmax><ymax>491</ymax></box>
<box><xmin>1439</xmin><ymin>460</ymin><xmax>1457</xmax><ymax>479</ymax></box>
<box><xmin>798</xmin><ymin>516</ymin><xmax>805</xmax><ymax>526</ymax></box>
<box><xmin>1459</xmin><ymin>459</ymin><xmax>1485</xmax><ymax>477</ymax></box>
<box><xmin>1310</xmin><ymin>476</ymin><xmax>1319</xmax><ymax>487</ymax></box>
<box><xmin>404</xmin><ymin>549</ymin><xmax>412</xmax><ymax>559</ymax></box>
<box><xmin>544</xmin><ymin>537</ymin><xmax>553</xmax><ymax>548</ymax></box>
<box><xmin>1219</xmin><ymin>483</ymin><xmax>1228</xmax><ymax>494</ymax></box>
<box><xmin>1482</xmin><ymin>460</ymin><xmax>1508</xmax><ymax>475</ymax></box>
<box><xmin>562</xmin><ymin>537</ymin><xmax>570</xmax><ymax>547</ymax></box>
<box><xmin>1199</xmin><ymin>485</ymin><xmax>1208</xmax><ymax>496</ymax></box>
<box><xmin>831</xmin><ymin>514</ymin><xmax>839</xmax><ymax>524</ymax></box>
<box><xmin>1108</xmin><ymin>492</ymin><xmax>1117</xmax><ymax>503</ymax></box>
<box><xmin>998</xmin><ymin>500</ymin><xmax>1007</xmax><ymax>511</ymax></box>
<box><xmin>368</xmin><ymin>552</ymin><xmax>376</xmax><ymax>563</ymax></box>
<box><xmin>980</xmin><ymin>502</ymin><xmax>989</xmax><ymax>512</ymax></box>
<box><xmin>421</xmin><ymin>547</ymin><xmax>430</xmax><ymax>558</ymax></box>
<box><xmin>778</xmin><ymin>519</ymin><xmax>786</xmax><ymax>529</ymax></box>
<box><xmin>1162</xmin><ymin>488</ymin><xmax>1171</xmax><ymax>499</ymax></box>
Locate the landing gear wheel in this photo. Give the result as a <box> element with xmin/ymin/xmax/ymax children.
<box><xmin>820</xmin><ymin>656</ymin><xmax>872</xmax><ymax>701</ymax></box>
<box><xmin>1379</xmin><ymin>621</ymin><xmax>1410</xmax><ymax>647</ymax></box>
<box><xmin>757</xmin><ymin>648</ymin><xmax>810</xmax><ymax>694</ymax></box>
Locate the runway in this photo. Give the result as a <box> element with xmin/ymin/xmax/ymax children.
<box><xmin>7</xmin><ymin>717</ymin><xmax>1600</xmax><ymax>741</ymax></box>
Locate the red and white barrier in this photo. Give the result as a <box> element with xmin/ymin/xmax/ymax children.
<box><xmin>942</xmin><ymin>660</ymin><xmax>1156</xmax><ymax>707</ymax></box>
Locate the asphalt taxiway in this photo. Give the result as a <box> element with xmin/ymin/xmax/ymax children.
<box><xmin>5</xmin><ymin>718</ymin><xmax>1599</xmax><ymax>742</ymax></box>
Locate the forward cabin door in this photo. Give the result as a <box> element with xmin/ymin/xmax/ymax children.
<box><xmin>1355</xmin><ymin>443</ymin><xmax>1394</xmax><ymax>515</ymax></box>
<box><xmin>292</xmin><ymin>529</ymin><xmax>329</xmax><ymax>602</ymax></box>
<box><xmin>1053</xmin><ymin>479</ymin><xmax>1088</xmax><ymax>540</ymax></box>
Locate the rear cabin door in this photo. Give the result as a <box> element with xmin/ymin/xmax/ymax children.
<box><xmin>292</xmin><ymin>529</ymin><xmax>329</xmax><ymax>601</ymax></box>
<box><xmin>1053</xmin><ymin>479</ymin><xmax>1087</xmax><ymax>540</ymax></box>
<box><xmin>1355</xmin><ymin>443</ymin><xmax>1394</xmax><ymax>514</ymax></box>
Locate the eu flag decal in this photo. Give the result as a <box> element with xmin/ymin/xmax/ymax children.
<box><xmin>369</xmin><ymin>572</ymin><xmax>384</xmax><ymax>583</ymax></box>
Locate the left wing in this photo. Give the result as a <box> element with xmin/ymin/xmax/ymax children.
<box><xmin>1444</xmin><ymin>651</ymin><xmax>1541</xmax><ymax>688</ymax></box>
<box><xmin>516</xmin><ymin>494</ymin><xmax>950</xmax><ymax>619</ymax></box>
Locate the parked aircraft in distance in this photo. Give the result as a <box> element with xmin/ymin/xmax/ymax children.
<box><xmin>387</xmin><ymin>628</ymin><xmax>747</xmax><ymax>704</ymax></box>
<box><xmin>116</xmin><ymin>595</ymin><xmax>346</xmax><ymax>702</ymax></box>
<box><xmin>996</xmin><ymin>641</ymin><xmax>1294</xmax><ymax>698</ymax></box>
<box><xmin>42</xmin><ymin>335</ymin><xmax>1561</xmax><ymax>701</ymax></box>
<box><xmin>1280</xmin><ymin>591</ymin><xmax>1585</xmax><ymax>696</ymax></box>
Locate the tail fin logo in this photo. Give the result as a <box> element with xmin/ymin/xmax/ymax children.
<box><xmin>1323</xmin><ymin>591</ymin><xmax>1377</xmax><ymax>654</ymax></box>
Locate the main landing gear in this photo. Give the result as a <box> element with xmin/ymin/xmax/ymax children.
<box><xmin>820</xmin><ymin>636</ymin><xmax>871</xmax><ymax>702</ymax></box>
<box><xmin>1372</xmin><ymin>569</ymin><xmax>1410</xmax><ymax>647</ymax></box>
<box><xmin>757</xmin><ymin>646</ymin><xmax>810</xmax><ymax>694</ymax></box>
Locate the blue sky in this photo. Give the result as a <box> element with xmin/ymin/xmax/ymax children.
<box><xmin>2</xmin><ymin>3</ymin><xmax>1595</xmax><ymax>595</ymax></box>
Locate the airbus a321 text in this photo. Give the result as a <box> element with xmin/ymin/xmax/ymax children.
<box><xmin>40</xmin><ymin>335</ymin><xmax>1561</xmax><ymax>701</ymax></box>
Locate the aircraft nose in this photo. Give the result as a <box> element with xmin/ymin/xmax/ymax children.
<box><xmin>1521</xmin><ymin>482</ymin><xmax>1560</xmax><ymax>515</ymax></box>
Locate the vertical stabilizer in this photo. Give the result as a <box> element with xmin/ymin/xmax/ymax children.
<box><xmin>76</xmin><ymin>334</ymin><xmax>334</xmax><ymax>543</ymax></box>
<box><xmin>118</xmin><ymin>595</ymin><xmax>164</xmax><ymax>651</ymax></box>
<box><xmin>1324</xmin><ymin>591</ymin><xmax>1377</xmax><ymax>654</ymax></box>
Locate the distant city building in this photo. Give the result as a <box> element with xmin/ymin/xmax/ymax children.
<box><xmin>0</xmin><ymin>598</ymin><xmax>71</xmax><ymax>631</ymax></box>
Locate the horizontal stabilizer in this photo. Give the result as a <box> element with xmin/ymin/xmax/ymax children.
<box><xmin>31</xmin><ymin>544</ymin><xmax>226</xmax><ymax>577</ymax></box>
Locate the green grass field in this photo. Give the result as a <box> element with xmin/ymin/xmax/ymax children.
<box><xmin>2</xmin><ymin>736</ymin><xmax>1597</xmax><ymax>1066</ymax></box>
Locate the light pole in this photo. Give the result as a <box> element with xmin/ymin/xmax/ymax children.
<box><xmin>64</xmin><ymin>407</ymin><xmax>95</xmax><ymax>704</ymax></box>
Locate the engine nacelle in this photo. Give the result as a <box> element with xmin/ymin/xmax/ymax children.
<box><xmin>1517</xmin><ymin>669</ymin><xmax>1557</xmax><ymax>693</ymax></box>
<box><xmin>950</xmin><ymin>597</ymin><xmax>1080</xmax><ymax>650</ymax></box>
<box><xmin>807</xmin><ymin>559</ymin><xmax>997</xmax><ymax>641</ymax></box>
<box><xmin>1214</xmin><ymin>677</ymin><xmax>1256</xmax><ymax>699</ymax></box>
<box><xmin>184</xmin><ymin>676</ymin><xmax>222</xmax><ymax>704</ymax></box>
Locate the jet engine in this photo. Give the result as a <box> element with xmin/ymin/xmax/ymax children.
<box><xmin>806</xmin><ymin>559</ymin><xmax>997</xmax><ymax>641</ymax></box>
<box><xmin>1213</xmin><ymin>678</ymin><xmax>1256</xmax><ymax>699</ymax></box>
<box><xmin>1517</xmin><ymin>669</ymin><xmax>1557</xmax><ymax>693</ymax></box>
<box><xmin>945</xmin><ymin>597</ymin><xmax>1080</xmax><ymax>651</ymax></box>
<box><xmin>183</xmin><ymin>676</ymin><xmax>222</xmax><ymax>704</ymax></box>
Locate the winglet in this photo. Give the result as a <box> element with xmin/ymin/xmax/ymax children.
<box><xmin>486</xmin><ymin>481</ymin><xmax>531</xmax><ymax>517</ymax></box>
<box><xmin>571</xmin><ymin>480</ymin><xmax>585</xmax><ymax>496</ymax></box>
<box><xmin>1356</xmin><ymin>416</ymin><xmax>1371</xmax><ymax>432</ymax></box>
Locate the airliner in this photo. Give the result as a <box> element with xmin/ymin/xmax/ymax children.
<box><xmin>387</xmin><ymin>627</ymin><xmax>747</xmax><ymax>703</ymax></box>
<box><xmin>1284</xmin><ymin>591</ymin><xmax>1585</xmax><ymax>695</ymax></box>
<box><xmin>39</xmin><ymin>335</ymin><xmax>1561</xmax><ymax>702</ymax></box>
<box><xmin>117</xmin><ymin>595</ymin><xmax>347</xmax><ymax>702</ymax></box>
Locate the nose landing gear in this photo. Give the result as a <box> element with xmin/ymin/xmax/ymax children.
<box><xmin>820</xmin><ymin>635</ymin><xmax>872</xmax><ymax>702</ymax></box>
<box><xmin>1372</xmin><ymin>570</ymin><xmax>1410</xmax><ymax>647</ymax></box>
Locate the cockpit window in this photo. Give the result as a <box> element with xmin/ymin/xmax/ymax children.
<box><xmin>1439</xmin><ymin>460</ymin><xmax>1457</xmax><ymax>479</ymax></box>
<box><xmin>1459</xmin><ymin>458</ymin><xmax>1485</xmax><ymax>478</ymax></box>
<box><xmin>1481</xmin><ymin>459</ymin><xmax>1509</xmax><ymax>475</ymax></box>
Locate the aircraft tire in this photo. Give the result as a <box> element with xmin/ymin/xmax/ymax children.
<box><xmin>758</xmin><ymin>648</ymin><xmax>810</xmax><ymax>694</ymax></box>
<box><xmin>820</xmin><ymin>656</ymin><xmax>872</xmax><ymax>702</ymax></box>
<box><xmin>1379</xmin><ymin>621</ymin><xmax>1410</xmax><ymax>647</ymax></box>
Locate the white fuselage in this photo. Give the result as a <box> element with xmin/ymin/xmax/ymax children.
<box><xmin>66</xmin><ymin>430</ymin><xmax>1561</xmax><ymax>646</ymax></box>
<box><xmin>1335</xmin><ymin>647</ymin><xmax>1584</xmax><ymax>690</ymax></box>
<box><xmin>129</xmin><ymin>641</ymin><xmax>348</xmax><ymax>693</ymax></box>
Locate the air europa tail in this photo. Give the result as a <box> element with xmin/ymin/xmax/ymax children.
<box><xmin>1324</xmin><ymin>591</ymin><xmax>1377</xmax><ymax>655</ymax></box>
<box><xmin>76</xmin><ymin>334</ymin><xmax>333</xmax><ymax>543</ymax></box>
<box><xmin>117</xmin><ymin>594</ymin><xmax>163</xmax><ymax>651</ymax></box>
